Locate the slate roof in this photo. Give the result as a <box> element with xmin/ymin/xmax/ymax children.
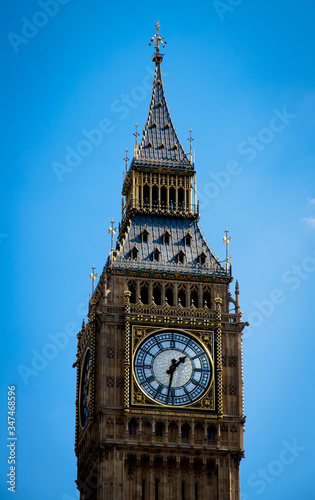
<box><xmin>110</xmin><ymin>215</ymin><xmax>228</xmax><ymax>278</ymax></box>
<box><xmin>136</xmin><ymin>62</ymin><xmax>192</xmax><ymax>168</ymax></box>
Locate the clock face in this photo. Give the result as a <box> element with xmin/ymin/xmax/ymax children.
<box><xmin>79</xmin><ymin>349</ymin><xmax>91</xmax><ymax>427</ymax></box>
<box><xmin>133</xmin><ymin>331</ymin><xmax>212</xmax><ymax>406</ymax></box>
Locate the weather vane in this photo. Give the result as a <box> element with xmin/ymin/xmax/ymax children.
<box><xmin>108</xmin><ymin>218</ymin><xmax>117</xmax><ymax>253</ymax></box>
<box><xmin>89</xmin><ymin>265</ymin><xmax>97</xmax><ymax>294</ymax></box>
<box><xmin>149</xmin><ymin>20</ymin><xmax>167</xmax><ymax>61</ymax></box>
<box><xmin>223</xmin><ymin>228</ymin><xmax>231</xmax><ymax>271</ymax></box>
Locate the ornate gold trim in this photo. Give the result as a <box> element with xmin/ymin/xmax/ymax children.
<box><xmin>129</xmin><ymin>326</ymin><xmax>216</xmax><ymax>411</ymax></box>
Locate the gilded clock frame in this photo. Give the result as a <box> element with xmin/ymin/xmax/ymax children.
<box><xmin>129</xmin><ymin>325</ymin><xmax>216</xmax><ymax>411</ymax></box>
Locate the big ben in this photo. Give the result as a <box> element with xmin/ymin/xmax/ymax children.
<box><xmin>74</xmin><ymin>21</ymin><xmax>247</xmax><ymax>500</ymax></box>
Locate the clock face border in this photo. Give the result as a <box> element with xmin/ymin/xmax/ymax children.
<box><xmin>130</xmin><ymin>326</ymin><xmax>216</xmax><ymax>411</ymax></box>
<box><xmin>79</xmin><ymin>347</ymin><xmax>91</xmax><ymax>429</ymax></box>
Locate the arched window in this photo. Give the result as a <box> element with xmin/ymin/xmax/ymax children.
<box><xmin>177</xmin><ymin>251</ymin><xmax>185</xmax><ymax>264</ymax></box>
<box><xmin>203</xmin><ymin>288</ymin><xmax>211</xmax><ymax>308</ymax></box>
<box><xmin>178</xmin><ymin>187</ymin><xmax>185</xmax><ymax>208</ymax></box>
<box><xmin>128</xmin><ymin>281</ymin><xmax>136</xmax><ymax>303</ymax></box>
<box><xmin>161</xmin><ymin>186</ymin><xmax>167</xmax><ymax>207</ymax></box>
<box><xmin>128</xmin><ymin>419</ymin><xmax>138</xmax><ymax>435</ymax></box>
<box><xmin>169</xmin><ymin>421</ymin><xmax>178</xmax><ymax>442</ymax></box>
<box><xmin>165</xmin><ymin>284</ymin><xmax>174</xmax><ymax>306</ymax></box>
<box><xmin>152</xmin><ymin>248</ymin><xmax>160</xmax><ymax>262</ymax></box>
<box><xmin>155</xmin><ymin>422</ymin><xmax>164</xmax><ymax>437</ymax></box>
<box><xmin>153</xmin><ymin>284</ymin><xmax>162</xmax><ymax>305</ymax></box>
<box><xmin>169</xmin><ymin>187</ymin><xmax>176</xmax><ymax>208</ymax></box>
<box><xmin>207</xmin><ymin>425</ymin><xmax>216</xmax><ymax>441</ymax></box>
<box><xmin>143</xmin><ymin>185</ymin><xmax>150</xmax><ymax>206</ymax></box>
<box><xmin>181</xmin><ymin>423</ymin><xmax>190</xmax><ymax>439</ymax></box>
<box><xmin>199</xmin><ymin>252</ymin><xmax>206</xmax><ymax>265</ymax></box>
<box><xmin>141</xmin><ymin>228</ymin><xmax>149</xmax><ymax>243</ymax></box>
<box><xmin>162</xmin><ymin>228</ymin><xmax>171</xmax><ymax>245</ymax></box>
<box><xmin>178</xmin><ymin>287</ymin><xmax>186</xmax><ymax>307</ymax></box>
<box><xmin>184</xmin><ymin>233</ymin><xmax>191</xmax><ymax>246</ymax></box>
<box><xmin>131</xmin><ymin>247</ymin><xmax>138</xmax><ymax>260</ymax></box>
<box><xmin>190</xmin><ymin>287</ymin><xmax>199</xmax><ymax>308</ymax></box>
<box><xmin>140</xmin><ymin>283</ymin><xmax>149</xmax><ymax>304</ymax></box>
<box><xmin>152</xmin><ymin>185</ymin><xmax>158</xmax><ymax>206</ymax></box>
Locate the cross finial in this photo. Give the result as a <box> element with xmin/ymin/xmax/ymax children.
<box><xmin>149</xmin><ymin>20</ymin><xmax>167</xmax><ymax>63</ymax></box>
<box><xmin>133</xmin><ymin>124</ymin><xmax>139</xmax><ymax>147</ymax></box>
<box><xmin>187</xmin><ymin>128</ymin><xmax>194</xmax><ymax>162</ymax></box>
<box><xmin>123</xmin><ymin>148</ymin><xmax>129</xmax><ymax>172</ymax></box>
<box><xmin>223</xmin><ymin>228</ymin><xmax>231</xmax><ymax>272</ymax></box>
<box><xmin>89</xmin><ymin>265</ymin><xmax>97</xmax><ymax>294</ymax></box>
<box><xmin>108</xmin><ymin>218</ymin><xmax>117</xmax><ymax>252</ymax></box>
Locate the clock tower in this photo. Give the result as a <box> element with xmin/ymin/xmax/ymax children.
<box><xmin>75</xmin><ymin>22</ymin><xmax>247</xmax><ymax>500</ymax></box>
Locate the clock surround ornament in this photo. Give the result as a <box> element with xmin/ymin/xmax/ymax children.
<box><xmin>131</xmin><ymin>327</ymin><xmax>215</xmax><ymax>410</ymax></box>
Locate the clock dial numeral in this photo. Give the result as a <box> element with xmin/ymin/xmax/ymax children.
<box><xmin>134</xmin><ymin>331</ymin><xmax>212</xmax><ymax>407</ymax></box>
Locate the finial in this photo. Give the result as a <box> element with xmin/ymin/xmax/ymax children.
<box><xmin>108</xmin><ymin>218</ymin><xmax>117</xmax><ymax>253</ymax></box>
<box><xmin>89</xmin><ymin>265</ymin><xmax>97</xmax><ymax>294</ymax></box>
<box><xmin>149</xmin><ymin>20</ymin><xmax>167</xmax><ymax>63</ymax></box>
<box><xmin>223</xmin><ymin>228</ymin><xmax>231</xmax><ymax>272</ymax></box>
<box><xmin>133</xmin><ymin>124</ymin><xmax>139</xmax><ymax>147</ymax></box>
<box><xmin>123</xmin><ymin>149</ymin><xmax>129</xmax><ymax>174</ymax></box>
<box><xmin>187</xmin><ymin>128</ymin><xmax>194</xmax><ymax>163</ymax></box>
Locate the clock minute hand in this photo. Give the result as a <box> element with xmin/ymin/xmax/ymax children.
<box><xmin>166</xmin><ymin>359</ymin><xmax>177</xmax><ymax>404</ymax></box>
<box><xmin>166</xmin><ymin>357</ymin><xmax>186</xmax><ymax>403</ymax></box>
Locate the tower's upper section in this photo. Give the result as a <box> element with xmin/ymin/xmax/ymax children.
<box><xmin>126</xmin><ymin>21</ymin><xmax>192</xmax><ymax>172</ymax></box>
<box><xmin>102</xmin><ymin>21</ymin><xmax>231</xmax><ymax>284</ymax></box>
<box><xmin>135</xmin><ymin>55</ymin><xmax>191</xmax><ymax>167</ymax></box>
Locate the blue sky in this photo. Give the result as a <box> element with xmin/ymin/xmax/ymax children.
<box><xmin>1</xmin><ymin>1</ymin><xmax>315</xmax><ymax>498</ymax></box>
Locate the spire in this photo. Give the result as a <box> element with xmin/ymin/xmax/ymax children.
<box><xmin>135</xmin><ymin>21</ymin><xmax>191</xmax><ymax>168</ymax></box>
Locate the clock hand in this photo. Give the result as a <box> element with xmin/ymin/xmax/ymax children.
<box><xmin>166</xmin><ymin>359</ymin><xmax>177</xmax><ymax>403</ymax></box>
<box><xmin>166</xmin><ymin>357</ymin><xmax>186</xmax><ymax>403</ymax></box>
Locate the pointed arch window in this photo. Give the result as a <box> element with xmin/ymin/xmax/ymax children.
<box><xmin>128</xmin><ymin>419</ymin><xmax>138</xmax><ymax>436</ymax></box>
<box><xmin>177</xmin><ymin>250</ymin><xmax>185</xmax><ymax>264</ymax></box>
<box><xmin>151</xmin><ymin>121</ymin><xmax>157</xmax><ymax>128</ymax></box>
<box><xmin>131</xmin><ymin>246</ymin><xmax>138</xmax><ymax>260</ymax></box>
<box><xmin>162</xmin><ymin>228</ymin><xmax>171</xmax><ymax>245</ymax></box>
<box><xmin>141</xmin><ymin>228</ymin><xmax>149</xmax><ymax>243</ymax></box>
<box><xmin>172</xmin><ymin>144</ymin><xmax>178</xmax><ymax>150</ymax></box>
<box><xmin>184</xmin><ymin>232</ymin><xmax>192</xmax><ymax>246</ymax></box>
<box><xmin>181</xmin><ymin>423</ymin><xmax>190</xmax><ymax>439</ymax></box>
<box><xmin>199</xmin><ymin>252</ymin><xmax>206</xmax><ymax>265</ymax></box>
<box><xmin>147</xmin><ymin>141</ymin><xmax>152</xmax><ymax>148</ymax></box>
<box><xmin>164</xmin><ymin>122</ymin><xmax>170</xmax><ymax>129</ymax></box>
<box><xmin>159</xmin><ymin>142</ymin><xmax>165</xmax><ymax>149</ymax></box>
<box><xmin>207</xmin><ymin>425</ymin><xmax>216</xmax><ymax>441</ymax></box>
<box><xmin>155</xmin><ymin>422</ymin><xmax>164</xmax><ymax>437</ymax></box>
<box><xmin>157</xmin><ymin>101</ymin><xmax>163</xmax><ymax>107</ymax></box>
<box><xmin>152</xmin><ymin>247</ymin><xmax>161</xmax><ymax>262</ymax></box>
